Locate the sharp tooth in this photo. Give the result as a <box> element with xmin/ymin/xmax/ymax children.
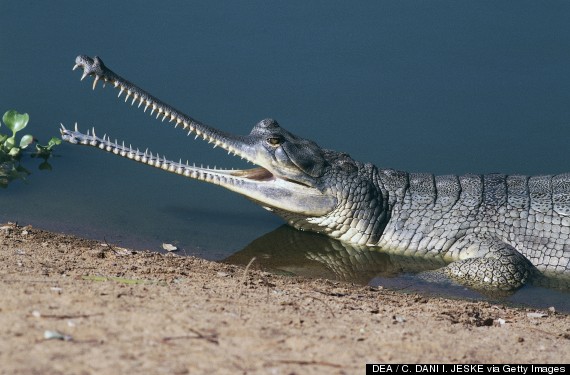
<box><xmin>92</xmin><ymin>75</ymin><xmax>100</xmax><ymax>90</ymax></box>
<box><xmin>162</xmin><ymin>113</ymin><xmax>167</xmax><ymax>122</ymax></box>
<box><xmin>125</xmin><ymin>90</ymin><xmax>132</xmax><ymax>102</ymax></box>
<box><xmin>74</xmin><ymin>123</ymin><xmax>79</xmax><ymax>132</ymax></box>
<box><xmin>118</xmin><ymin>87</ymin><xmax>125</xmax><ymax>98</ymax></box>
<box><xmin>144</xmin><ymin>103</ymin><xmax>150</xmax><ymax>112</ymax></box>
<box><xmin>113</xmin><ymin>81</ymin><xmax>120</xmax><ymax>88</ymax></box>
<box><xmin>80</xmin><ymin>71</ymin><xmax>88</xmax><ymax>81</ymax></box>
<box><xmin>132</xmin><ymin>94</ymin><xmax>138</xmax><ymax>105</ymax></box>
<box><xmin>138</xmin><ymin>98</ymin><xmax>144</xmax><ymax>108</ymax></box>
<box><xmin>60</xmin><ymin>123</ymin><xmax>66</xmax><ymax>131</ymax></box>
<box><xmin>194</xmin><ymin>134</ymin><xmax>199</xmax><ymax>140</ymax></box>
<box><xmin>151</xmin><ymin>105</ymin><xmax>157</xmax><ymax>116</ymax></box>
<box><xmin>72</xmin><ymin>63</ymin><xmax>80</xmax><ymax>71</ymax></box>
<box><xmin>92</xmin><ymin>127</ymin><xmax>96</xmax><ymax>138</ymax></box>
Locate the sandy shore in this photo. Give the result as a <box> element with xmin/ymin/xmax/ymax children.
<box><xmin>1</xmin><ymin>221</ymin><xmax>569</xmax><ymax>374</ymax></box>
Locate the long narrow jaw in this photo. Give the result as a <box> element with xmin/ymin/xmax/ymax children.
<box><xmin>61</xmin><ymin>55</ymin><xmax>336</xmax><ymax>217</ymax></box>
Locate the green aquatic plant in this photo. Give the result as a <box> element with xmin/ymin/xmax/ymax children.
<box><xmin>35</xmin><ymin>136</ymin><xmax>62</xmax><ymax>157</ymax></box>
<box><xmin>0</xmin><ymin>110</ymin><xmax>33</xmax><ymax>158</ymax></box>
<box><xmin>0</xmin><ymin>109</ymin><xmax>61</xmax><ymax>160</ymax></box>
<box><xmin>0</xmin><ymin>109</ymin><xmax>62</xmax><ymax>187</ymax></box>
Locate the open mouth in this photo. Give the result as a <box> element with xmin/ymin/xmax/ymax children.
<box><xmin>59</xmin><ymin>54</ymin><xmax>282</xmax><ymax>187</ymax></box>
<box><xmin>61</xmin><ymin>55</ymin><xmax>337</xmax><ymax>216</ymax></box>
<box><xmin>231</xmin><ymin>167</ymin><xmax>275</xmax><ymax>181</ymax></box>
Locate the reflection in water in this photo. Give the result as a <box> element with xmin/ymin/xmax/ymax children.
<box><xmin>0</xmin><ymin>155</ymin><xmax>54</xmax><ymax>188</ymax></box>
<box><xmin>225</xmin><ymin>225</ymin><xmax>570</xmax><ymax>312</ymax></box>
<box><xmin>225</xmin><ymin>225</ymin><xmax>446</xmax><ymax>284</ymax></box>
<box><xmin>0</xmin><ymin>160</ymin><xmax>29</xmax><ymax>188</ymax></box>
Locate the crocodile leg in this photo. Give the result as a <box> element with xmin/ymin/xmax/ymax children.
<box><xmin>439</xmin><ymin>235</ymin><xmax>536</xmax><ymax>290</ymax></box>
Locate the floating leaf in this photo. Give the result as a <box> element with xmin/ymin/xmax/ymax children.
<box><xmin>8</xmin><ymin>147</ymin><xmax>20</xmax><ymax>157</ymax></box>
<box><xmin>19</xmin><ymin>134</ymin><xmax>34</xmax><ymax>149</ymax></box>
<box><xmin>2</xmin><ymin>110</ymin><xmax>29</xmax><ymax>134</ymax></box>
<box><xmin>48</xmin><ymin>137</ymin><xmax>62</xmax><ymax>148</ymax></box>
<box><xmin>4</xmin><ymin>136</ymin><xmax>15</xmax><ymax>148</ymax></box>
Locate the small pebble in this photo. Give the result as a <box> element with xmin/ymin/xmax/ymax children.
<box><xmin>393</xmin><ymin>315</ymin><xmax>406</xmax><ymax>323</ymax></box>
<box><xmin>548</xmin><ymin>306</ymin><xmax>556</xmax><ymax>314</ymax></box>
<box><xmin>162</xmin><ymin>243</ymin><xmax>178</xmax><ymax>252</ymax></box>
<box><xmin>43</xmin><ymin>330</ymin><xmax>72</xmax><ymax>341</ymax></box>
<box><xmin>527</xmin><ymin>312</ymin><xmax>547</xmax><ymax>318</ymax></box>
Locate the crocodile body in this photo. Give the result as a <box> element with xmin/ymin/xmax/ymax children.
<box><xmin>62</xmin><ymin>55</ymin><xmax>570</xmax><ymax>290</ymax></box>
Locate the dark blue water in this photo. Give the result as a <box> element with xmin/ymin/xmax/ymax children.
<box><xmin>1</xmin><ymin>1</ymin><xmax>569</xmax><ymax>309</ymax></box>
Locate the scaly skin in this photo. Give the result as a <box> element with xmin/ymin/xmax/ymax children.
<box><xmin>61</xmin><ymin>55</ymin><xmax>570</xmax><ymax>290</ymax></box>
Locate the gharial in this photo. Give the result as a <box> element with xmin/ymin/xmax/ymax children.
<box><xmin>61</xmin><ymin>55</ymin><xmax>570</xmax><ymax>291</ymax></box>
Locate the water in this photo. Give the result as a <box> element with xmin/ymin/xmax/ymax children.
<box><xmin>1</xmin><ymin>1</ymin><xmax>569</xmax><ymax>309</ymax></box>
<box><xmin>227</xmin><ymin>226</ymin><xmax>570</xmax><ymax>313</ymax></box>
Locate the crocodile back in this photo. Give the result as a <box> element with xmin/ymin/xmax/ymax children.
<box><xmin>379</xmin><ymin>171</ymin><xmax>570</xmax><ymax>275</ymax></box>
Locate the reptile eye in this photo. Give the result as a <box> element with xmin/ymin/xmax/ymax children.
<box><xmin>267</xmin><ymin>137</ymin><xmax>281</xmax><ymax>146</ymax></box>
